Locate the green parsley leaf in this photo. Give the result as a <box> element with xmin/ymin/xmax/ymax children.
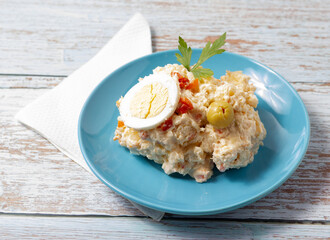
<box><xmin>190</xmin><ymin>68</ymin><xmax>214</xmax><ymax>79</ymax></box>
<box><xmin>191</xmin><ymin>33</ymin><xmax>226</xmax><ymax>71</ymax></box>
<box><xmin>176</xmin><ymin>33</ymin><xmax>226</xmax><ymax>79</ymax></box>
<box><xmin>175</xmin><ymin>36</ymin><xmax>192</xmax><ymax>71</ymax></box>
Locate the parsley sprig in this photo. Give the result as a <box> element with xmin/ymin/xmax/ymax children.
<box><xmin>175</xmin><ymin>33</ymin><xmax>226</xmax><ymax>79</ymax></box>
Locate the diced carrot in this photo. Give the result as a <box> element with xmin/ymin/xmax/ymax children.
<box><xmin>117</xmin><ymin>120</ymin><xmax>125</xmax><ymax>128</ymax></box>
<box><xmin>186</xmin><ymin>78</ymin><xmax>199</xmax><ymax>92</ymax></box>
<box><xmin>181</xmin><ymin>97</ymin><xmax>193</xmax><ymax>108</ymax></box>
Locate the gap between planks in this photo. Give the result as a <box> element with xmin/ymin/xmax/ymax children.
<box><xmin>0</xmin><ymin>212</ymin><xmax>329</xmax><ymax>225</ymax></box>
<box><xmin>0</xmin><ymin>215</ymin><xmax>329</xmax><ymax>240</ymax></box>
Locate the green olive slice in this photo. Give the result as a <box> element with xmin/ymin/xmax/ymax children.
<box><xmin>207</xmin><ymin>101</ymin><xmax>234</xmax><ymax>128</ymax></box>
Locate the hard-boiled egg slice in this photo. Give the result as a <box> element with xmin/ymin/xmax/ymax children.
<box><xmin>119</xmin><ymin>73</ymin><xmax>180</xmax><ymax>130</ymax></box>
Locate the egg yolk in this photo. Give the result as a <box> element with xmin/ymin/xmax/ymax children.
<box><xmin>130</xmin><ymin>82</ymin><xmax>168</xmax><ymax>119</ymax></box>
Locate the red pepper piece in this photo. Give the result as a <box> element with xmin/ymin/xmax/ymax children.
<box><xmin>176</xmin><ymin>97</ymin><xmax>194</xmax><ymax>114</ymax></box>
<box><xmin>159</xmin><ymin>118</ymin><xmax>173</xmax><ymax>131</ymax></box>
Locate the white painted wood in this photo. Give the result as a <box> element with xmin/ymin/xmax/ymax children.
<box><xmin>0</xmin><ymin>82</ymin><xmax>328</xmax><ymax>220</ymax></box>
<box><xmin>0</xmin><ymin>215</ymin><xmax>329</xmax><ymax>239</ymax></box>
<box><xmin>0</xmin><ymin>75</ymin><xmax>64</xmax><ymax>89</ymax></box>
<box><xmin>0</xmin><ymin>0</ymin><xmax>329</xmax><ymax>83</ymax></box>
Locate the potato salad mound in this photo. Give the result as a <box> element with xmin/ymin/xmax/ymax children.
<box><xmin>114</xmin><ymin>64</ymin><xmax>266</xmax><ymax>183</ymax></box>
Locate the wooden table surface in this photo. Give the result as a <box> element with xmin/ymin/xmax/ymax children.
<box><xmin>1</xmin><ymin>0</ymin><xmax>329</xmax><ymax>239</ymax></box>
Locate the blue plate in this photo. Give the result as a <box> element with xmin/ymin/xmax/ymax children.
<box><xmin>78</xmin><ymin>50</ymin><xmax>310</xmax><ymax>215</ymax></box>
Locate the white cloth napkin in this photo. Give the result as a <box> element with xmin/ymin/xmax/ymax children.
<box><xmin>15</xmin><ymin>13</ymin><xmax>165</xmax><ymax>221</ymax></box>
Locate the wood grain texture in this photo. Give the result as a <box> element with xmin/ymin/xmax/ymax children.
<box><xmin>0</xmin><ymin>215</ymin><xmax>329</xmax><ymax>239</ymax></box>
<box><xmin>0</xmin><ymin>75</ymin><xmax>65</xmax><ymax>89</ymax></box>
<box><xmin>0</xmin><ymin>82</ymin><xmax>329</xmax><ymax>220</ymax></box>
<box><xmin>0</xmin><ymin>0</ymin><xmax>329</xmax><ymax>83</ymax></box>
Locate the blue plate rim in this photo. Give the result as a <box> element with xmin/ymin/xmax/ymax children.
<box><xmin>78</xmin><ymin>49</ymin><xmax>310</xmax><ymax>215</ymax></box>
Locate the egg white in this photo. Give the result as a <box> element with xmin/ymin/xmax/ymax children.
<box><xmin>119</xmin><ymin>73</ymin><xmax>180</xmax><ymax>130</ymax></box>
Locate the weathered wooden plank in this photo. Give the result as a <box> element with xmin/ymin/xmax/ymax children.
<box><xmin>0</xmin><ymin>215</ymin><xmax>329</xmax><ymax>239</ymax></box>
<box><xmin>0</xmin><ymin>83</ymin><xmax>329</xmax><ymax>220</ymax></box>
<box><xmin>0</xmin><ymin>0</ymin><xmax>329</xmax><ymax>83</ymax></box>
<box><xmin>0</xmin><ymin>75</ymin><xmax>64</xmax><ymax>89</ymax></box>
